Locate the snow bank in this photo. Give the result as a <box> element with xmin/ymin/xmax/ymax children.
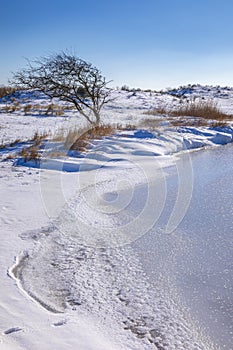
<box><xmin>13</xmin><ymin>125</ymin><xmax>233</xmax><ymax>173</ymax></box>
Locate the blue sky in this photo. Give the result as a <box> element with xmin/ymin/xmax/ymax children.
<box><xmin>1</xmin><ymin>0</ymin><xmax>233</xmax><ymax>89</ymax></box>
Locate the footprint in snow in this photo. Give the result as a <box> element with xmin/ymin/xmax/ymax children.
<box><xmin>3</xmin><ymin>327</ymin><xmax>22</xmax><ymax>335</ymax></box>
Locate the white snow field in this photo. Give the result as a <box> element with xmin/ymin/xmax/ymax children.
<box><xmin>0</xmin><ymin>85</ymin><xmax>233</xmax><ymax>349</ymax></box>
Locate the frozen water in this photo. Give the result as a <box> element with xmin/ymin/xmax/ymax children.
<box><xmin>134</xmin><ymin>143</ymin><xmax>233</xmax><ymax>349</ymax></box>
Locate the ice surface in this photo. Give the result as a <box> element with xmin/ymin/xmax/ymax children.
<box><xmin>134</xmin><ymin>144</ymin><xmax>233</xmax><ymax>349</ymax></box>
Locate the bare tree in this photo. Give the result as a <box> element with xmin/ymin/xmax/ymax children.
<box><xmin>11</xmin><ymin>52</ymin><xmax>113</xmax><ymax>124</ymax></box>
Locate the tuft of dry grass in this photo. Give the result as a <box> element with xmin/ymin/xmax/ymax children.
<box><xmin>51</xmin><ymin>124</ymin><xmax>117</xmax><ymax>154</ymax></box>
<box><xmin>4</xmin><ymin>154</ymin><xmax>15</xmax><ymax>160</ymax></box>
<box><xmin>140</xmin><ymin>118</ymin><xmax>163</xmax><ymax>130</ymax></box>
<box><xmin>169</xmin><ymin>118</ymin><xmax>210</xmax><ymax>128</ymax></box>
<box><xmin>1</xmin><ymin>101</ymin><xmax>21</xmax><ymax>113</ymax></box>
<box><xmin>32</xmin><ymin>131</ymin><xmax>48</xmax><ymax>145</ymax></box>
<box><xmin>17</xmin><ymin>132</ymin><xmax>47</xmax><ymax>162</ymax></box>
<box><xmin>147</xmin><ymin>116</ymin><xmax>228</xmax><ymax>128</ymax></box>
<box><xmin>23</xmin><ymin>104</ymin><xmax>33</xmax><ymax>115</ymax></box>
<box><xmin>144</xmin><ymin>107</ymin><xmax>171</xmax><ymax>116</ymax></box>
<box><xmin>0</xmin><ymin>86</ymin><xmax>17</xmax><ymax>98</ymax></box>
<box><xmin>144</xmin><ymin>99</ymin><xmax>232</xmax><ymax>128</ymax></box>
<box><xmin>116</xmin><ymin>123</ymin><xmax>137</xmax><ymax>130</ymax></box>
<box><xmin>9</xmin><ymin>138</ymin><xmax>22</xmax><ymax>147</ymax></box>
<box><xmin>145</xmin><ymin>99</ymin><xmax>232</xmax><ymax>121</ymax></box>
<box><xmin>19</xmin><ymin>147</ymin><xmax>41</xmax><ymax>162</ymax></box>
<box><xmin>70</xmin><ymin>124</ymin><xmax>115</xmax><ymax>152</ymax></box>
<box><xmin>44</xmin><ymin>103</ymin><xmax>65</xmax><ymax>116</ymax></box>
<box><xmin>0</xmin><ymin>138</ymin><xmax>22</xmax><ymax>150</ymax></box>
<box><xmin>171</xmin><ymin>99</ymin><xmax>232</xmax><ymax>121</ymax></box>
<box><xmin>0</xmin><ymin>99</ymin><xmax>67</xmax><ymax>116</ymax></box>
<box><xmin>52</xmin><ymin>126</ymin><xmax>91</xmax><ymax>149</ymax></box>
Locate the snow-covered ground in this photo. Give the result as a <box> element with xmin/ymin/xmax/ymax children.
<box><xmin>0</xmin><ymin>86</ymin><xmax>232</xmax><ymax>349</ymax></box>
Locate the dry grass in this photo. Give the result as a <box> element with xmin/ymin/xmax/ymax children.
<box><xmin>143</xmin><ymin>116</ymin><xmax>228</xmax><ymax>128</ymax></box>
<box><xmin>0</xmin><ymin>131</ymin><xmax>48</xmax><ymax>162</ymax></box>
<box><xmin>44</xmin><ymin>103</ymin><xmax>65</xmax><ymax>116</ymax></box>
<box><xmin>144</xmin><ymin>99</ymin><xmax>232</xmax><ymax>127</ymax></box>
<box><xmin>0</xmin><ymin>100</ymin><xmax>66</xmax><ymax>116</ymax></box>
<box><xmin>52</xmin><ymin>126</ymin><xmax>91</xmax><ymax>149</ymax></box>
<box><xmin>2</xmin><ymin>135</ymin><xmax>45</xmax><ymax>151</ymax></box>
<box><xmin>146</xmin><ymin>99</ymin><xmax>232</xmax><ymax>120</ymax></box>
<box><xmin>9</xmin><ymin>138</ymin><xmax>22</xmax><ymax>147</ymax></box>
<box><xmin>209</xmin><ymin>120</ymin><xmax>229</xmax><ymax>128</ymax></box>
<box><xmin>16</xmin><ymin>132</ymin><xmax>47</xmax><ymax>162</ymax></box>
<box><xmin>51</xmin><ymin>124</ymin><xmax>117</xmax><ymax>154</ymax></box>
<box><xmin>1</xmin><ymin>101</ymin><xmax>21</xmax><ymax>113</ymax></box>
<box><xmin>169</xmin><ymin>118</ymin><xmax>210</xmax><ymax>127</ymax></box>
<box><xmin>0</xmin><ymin>138</ymin><xmax>22</xmax><ymax>150</ymax></box>
<box><xmin>27</xmin><ymin>103</ymin><xmax>66</xmax><ymax>116</ymax></box>
<box><xmin>4</xmin><ymin>154</ymin><xmax>15</xmax><ymax>160</ymax></box>
<box><xmin>144</xmin><ymin>107</ymin><xmax>171</xmax><ymax>116</ymax></box>
<box><xmin>23</xmin><ymin>104</ymin><xmax>33</xmax><ymax>115</ymax></box>
<box><xmin>32</xmin><ymin>131</ymin><xmax>48</xmax><ymax>145</ymax></box>
<box><xmin>70</xmin><ymin>124</ymin><xmax>115</xmax><ymax>152</ymax></box>
<box><xmin>140</xmin><ymin>118</ymin><xmax>163</xmax><ymax>130</ymax></box>
<box><xmin>19</xmin><ymin>146</ymin><xmax>41</xmax><ymax>162</ymax></box>
<box><xmin>0</xmin><ymin>86</ymin><xmax>17</xmax><ymax>98</ymax></box>
<box><xmin>171</xmin><ymin>99</ymin><xmax>232</xmax><ymax>120</ymax></box>
<box><xmin>117</xmin><ymin>123</ymin><xmax>137</xmax><ymax>130</ymax></box>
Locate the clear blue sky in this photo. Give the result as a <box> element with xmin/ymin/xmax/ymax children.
<box><xmin>1</xmin><ymin>0</ymin><xmax>233</xmax><ymax>89</ymax></box>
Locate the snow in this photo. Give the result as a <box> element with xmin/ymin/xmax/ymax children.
<box><xmin>0</xmin><ymin>86</ymin><xmax>232</xmax><ymax>349</ymax></box>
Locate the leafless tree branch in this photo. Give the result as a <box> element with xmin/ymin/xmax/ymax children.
<box><xmin>10</xmin><ymin>52</ymin><xmax>113</xmax><ymax>124</ymax></box>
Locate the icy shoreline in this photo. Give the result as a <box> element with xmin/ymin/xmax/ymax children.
<box><xmin>7</xmin><ymin>129</ymin><xmax>230</xmax><ymax>349</ymax></box>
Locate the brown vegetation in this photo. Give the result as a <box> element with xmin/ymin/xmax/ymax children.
<box><xmin>171</xmin><ymin>99</ymin><xmax>232</xmax><ymax>120</ymax></box>
<box><xmin>0</xmin><ymin>86</ymin><xmax>17</xmax><ymax>98</ymax></box>
<box><xmin>70</xmin><ymin>124</ymin><xmax>115</xmax><ymax>152</ymax></box>
<box><xmin>145</xmin><ymin>99</ymin><xmax>232</xmax><ymax>120</ymax></box>
<box><xmin>144</xmin><ymin>107</ymin><xmax>171</xmax><ymax>116</ymax></box>
<box><xmin>144</xmin><ymin>99</ymin><xmax>232</xmax><ymax>127</ymax></box>
<box><xmin>0</xmin><ymin>100</ymin><xmax>67</xmax><ymax>116</ymax></box>
<box><xmin>19</xmin><ymin>146</ymin><xmax>41</xmax><ymax>162</ymax></box>
<box><xmin>32</xmin><ymin>131</ymin><xmax>48</xmax><ymax>145</ymax></box>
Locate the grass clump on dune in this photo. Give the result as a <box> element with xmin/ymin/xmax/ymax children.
<box><xmin>144</xmin><ymin>99</ymin><xmax>232</xmax><ymax>127</ymax></box>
